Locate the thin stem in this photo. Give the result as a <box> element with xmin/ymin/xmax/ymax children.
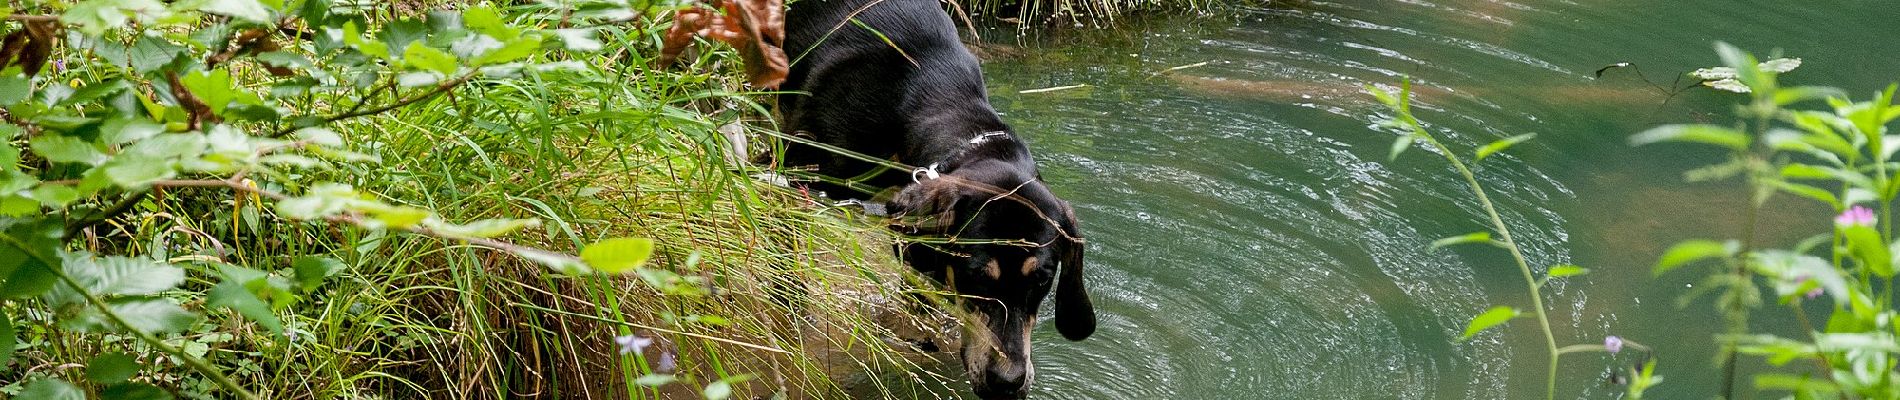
<box><xmin>0</xmin><ymin>236</ymin><xmax>260</xmax><ymax>400</ymax></box>
<box><xmin>1417</xmin><ymin>133</ymin><xmax>1561</xmax><ymax>399</ymax></box>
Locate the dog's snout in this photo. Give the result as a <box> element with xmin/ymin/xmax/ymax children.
<box><xmin>973</xmin><ymin>367</ymin><xmax>1030</xmax><ymax>399</ymax></box>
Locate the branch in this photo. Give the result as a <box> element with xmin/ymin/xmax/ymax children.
<box><xmin>5</xmin><ymin>14</ymin><xmax>58</xmax><ymax>23</ymax></box>
<box><xmin>271</xmin><ymin>70</ymin><xmax>481</xmax><ymax>138</ymax></box>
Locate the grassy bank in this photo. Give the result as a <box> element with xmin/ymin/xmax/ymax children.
<box><xmin>2</xmin><ymin>1</ymin><xmax>950</xmax><ymax>398</ymax></box>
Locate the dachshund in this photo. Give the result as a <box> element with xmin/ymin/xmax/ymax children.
<box><xmin>776</xmin><ymin>0</ymin><xmax>1096</xmax><ymax>398</ymax></box>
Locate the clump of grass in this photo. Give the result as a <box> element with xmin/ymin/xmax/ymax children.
<box><xmin>7</xmin><ymin>2</ymin><xmax>956</xmax><ymax>399</ymax></box>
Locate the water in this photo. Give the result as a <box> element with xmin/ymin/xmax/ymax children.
<box><xmin>964</xmin><ymin>1</ymin><xmax>1900</xmax><ymax>398</ymax></box>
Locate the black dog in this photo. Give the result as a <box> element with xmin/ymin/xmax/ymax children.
<box><xmin>776</xmin><ymin>1</ymin><xmax>1095</xmax><ymax>398</ymax></box>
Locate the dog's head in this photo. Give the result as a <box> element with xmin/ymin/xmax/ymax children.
<box><xmin>887</xmin><ymin>159</ymin><xmax>1094</xmax><ymax>400</ymax></box>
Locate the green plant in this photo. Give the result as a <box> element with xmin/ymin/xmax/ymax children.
<box><xmin>1367</xmin><ymin>80</ymin><xmax>1654</xmax><ymax>399</ymax></box>
<box><xmin>1638</xmin><ymin>42</ymin><xmax>1900</xmax><ymax>399</ymax></box>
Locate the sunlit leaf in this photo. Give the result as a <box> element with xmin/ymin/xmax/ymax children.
<box><xmin>1460</xmin><ymin>306</ymin><xmax>1520</xmax><ymax>339</ymax></box>
<box><xmin>1388</xmin><ymin>135</ymin><xmax>1414</xmax><ymax>161</ymax></box>
<box><xmin>29</xmin><ymin>135</ymin><xmax>108</xmax><ymax>165</ymax></box>
<box><xmin>553</xmin><ymin>28</ymin><xmax>603</xmax><ymax>52</ymax></box>
<box><xmin>704</xmin><ymin>381</ymin><xmax>733</xmax><ymax>400</ymax></box>
<box><xmin>1474</xmin><ymin>133</ymin><xmax>1535</xmax><ymax>162</ymax></box>
<box><xmin>1654</xmin><ymin>239</ymin><xmax>1736</xmax><ymax>275</ymax></box>
<box><xmin>581</xmin><ymin>238</ymin><xmax>656</xmax><ymax>274</ymax></box>
<box><xmin>1841</xmin><ymin>225</ymin><xmax>1892</xmax><ymax>278</ymax></box>
<box><xmin>427</xmin><ymin>218</ymin><xmax>539</xmax><ymax>238</ymax></box>
<box><xmin>102</xmin><ymin>299</ymin><xmax>197</xmax><ymax>334</ymax></box>
<box><xmin>1547</xmin><ymin>265</ymin><xmax>1589</xmax><ymax>278</ymax></box>
<box><xmin>1629</xmin><ymin>124</ymin><xmax>1750</xmax><ymax>151</ymax></box>
<box><xmin>1429</xmin><ymin>232</ymin><xmax>1495</xmax><ymax>250</ymax></box>
<box><xmin>402</xmin><ymin>42</ymin><xmax>459</xmax><ymax>75</ymax></box>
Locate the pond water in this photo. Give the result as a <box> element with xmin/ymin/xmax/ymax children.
<box><xmin>966</xmin><ymin>1</ymin><xmax>1900</xmax><ymax>398</ymax></box>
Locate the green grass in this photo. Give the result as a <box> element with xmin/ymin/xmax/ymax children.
<box><xmin>4</xmin><ymin>3</ymin><xmax>955</xmax><ymax>399</ymax></box>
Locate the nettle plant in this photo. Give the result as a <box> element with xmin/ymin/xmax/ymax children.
<box><xmin>0</xmin><ymin>0</ymin><xmax>673</xmax><ymax>398</ymax></box>
<box><xmin>1636</xmin><ymin>43</ymin><xmax>1900</xmax><ymax>399</ymax></box>
<box><xmin>1368</xmin><ymin>84</ymin><xmax>1659</xmax><ymax>398</ymax></box>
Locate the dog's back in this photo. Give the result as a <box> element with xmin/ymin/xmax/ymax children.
<box><xmin>779</xmin><ymin>0</ymin><xmax>1011</xmax><ymax>198</ymax></box>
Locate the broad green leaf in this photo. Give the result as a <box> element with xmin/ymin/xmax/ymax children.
<box><xmin>1429</xmin><ymin>232</ymin><xmax>1495</xmax><ymax>250</ymax></box>
<box><xmin>1460</xmin><ymin>306</ymin><xmax>1520</xmax><ymax>339</ymax></box>
<box><xmin>552</xmin><ymin>29</ymin><xmax>603</xmax><ymax>52</ymax></box>
<box><xmin>87</xmin><ymin>352</ymin><xmax>140</xmax><ymax>384</ymax></box>
<box><xmin>476</xmin><ymin>35</ymin><xmax>544</xmax><ymax>65</ymax></box>
<box><xmin>340</xmin><ymin>22</ymin><xmax>390</xmax><ymax>59</ymax></box>
<box><xmin>403</xmin><ymin>42</ymin><xmax>459</xmax><ymax>75</ymax></box>
<box><xmin>29</xmin><ymin>135</ymin><xmax>108</xmax><ymax>165</ymax></box>
<box><xmin>463</xmin><ymin>5</ymin><xmax>519</xmax><ymax>41</ymax></box>
<box><xmin>99</xmin><ymin>383</ymin><xmax>172</xmax><ymax>400</ymax></box>
<box><xmin>27</xmin><ymin>184</ymin><xmax>80</xmax><ymax>208</ymax></box>
<box><xmin>67</xmin><ymin>254</ymin><xmax>184</xmax><ymax>296</ymax></box>
<box><xmin>208</xmin><ymin>279</ymin><xmax>282</xmax><ymax>335</ymax></box>
<box><xmin>101</xmin><ymin>118</ymin><xmax>166</xmax><ymax>144</ymax></box>
<box><xmin>292</xmin><ymin>256</ymin><xmax>344</xmax><ymax>292</ymax></box>
<box><xmin>0</xmin><ymin>74</ymin><xmax>29</xmax><ymax>105</ymax></box>
<box><xmin>1547</xmin><ymin>265</ymin><xmax>1590</xmax><ymax>278</ymax></box>
<box><xmin>104</xmin><ymin>299</ymin><xmax>198</xmax><ymax>334</ymax></box>
<box><xmin>581</xmin><ymin>238</ymin><xmax>656</xmax><ymax>274</ymax></box>
<box><xmin>18</xmin><ymin>378</ymin><xmax>83</xmax><ymax>400</ymax></box>
<box><xmin>179</xmin><ymin>69</ymin><xmax>243</xmax><ymax>114</ymax></box>
<box><xmin>1629</xmin><ymin>124</ymin><xmax>1750</xmax><ymax>151</ymax></box>
<box><xmin>294</xmin><ymin>127</ymin><xmax>343</xmax><ymax>147</ymax></box>
<box><xmin>1655</xmin><ymin>239</ymin><xmax>1735</xmax><ymax>275</ymax></box>
<box><xmin>1474</xmin><ymin>133</ymin><xmax>1536</xmax><ymax>162</ymax></box>
<box><xmin>1841</xmin><ymin>225</ymin><xmax>1892</xmax><ymax>278</ymax></box>
<box><xmin>0</xmin><ymin>309</ymin><xmax>14</xmax><ymax>367</ymax></box>
<box><xmin>99</xmin><ymin>154</ymin><xmax>176</xmax><ymax>189</ymax></box>
<box><xmin>0</xmin><ymin>220</ymin><xmax>62</xmax><ymax>298</ymax></box>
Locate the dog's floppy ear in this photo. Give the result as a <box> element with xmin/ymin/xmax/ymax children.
<box><xmin>886</xmin><ymin>178</ymin><xmax>962</xmax><ymax>233</ymax></box>
<box><xmin>1053</xmin><ymin>200</ymin><xmax>1095</xmax><ymax>341</ymax></box>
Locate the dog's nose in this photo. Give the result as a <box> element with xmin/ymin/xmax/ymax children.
<box><xmin>973</xmin><ymin>368</ymin><xmax>1029</xmax><ymax>399</ymax></box>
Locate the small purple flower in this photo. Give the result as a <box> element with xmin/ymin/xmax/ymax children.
<box><xmin>615</xmin><ymin>334</ymin><xmax>653</xmax><ymax>355</ymax></box>
<box><xmin>1836</xmin><ymin>206</ymin><xmax>1876</xmax><ymax>227</ymax></box>
<box><xmin>1604</xmin><ymin>336</ymin><xmax>1624</xmax><ymax>354</ymax></box>
<box><xmin>53</xmin><ymin>59</ymin><xmax>65</xmax><ymax>73</ymax></box>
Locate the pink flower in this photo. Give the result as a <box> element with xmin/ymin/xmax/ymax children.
<box><xmin>1604</xmin><ymin>336</ymin><xmax>1625</xmax><ymax>354</ymax></box>
<box><xmin>1836</xmin><ymin>206</ymin><xmax>1876</xmax><ymax>227</ymax></box>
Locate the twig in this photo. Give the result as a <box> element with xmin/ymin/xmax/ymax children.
<box><xmin>5</xmin><ymin>14</ymin><xmax>58</xmax><ymax>23</ymax></box>
<box><xmin>271</xmin><ymin>70</ymin><xmax>480</xmax><ymax>138</ymax></box>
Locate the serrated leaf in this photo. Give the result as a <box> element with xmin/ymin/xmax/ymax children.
<box><xmin>105</xmin><ymin>299</ymin><xmax>198</xmax><ymax>334</ymax></box>
<box><xmin>292</xmin><ymin>256</ymin><xmax>343</xmax><ymax>292</ymax></box>
<box><xmin>402</xmin><ymin>42</ymin><xmax>459</xmax><ymax>75</ymax></box>
<box><xmin>553</xmin><ymin>28</ymin><xmax>603</xmax><ymax>52</ymax></box>
<box><xmin>1629</xmin><ymin>124</ymin><xmax>1750</xmax><ymax>150</ymax></box>
<box><xmin>87</xmin><ymin>352</ymin><xmax>140</xmax><ymax>384</ymax></box>
<box><xmin>27</xmin><ymin>185</ymin><xmax>80</xmax><ymax>208</ymax></box>
<box><xmin>476</xmin><ymin>35</ymin><xmax>543</xmax><ymax>65</ymax></box>
<box><xmin>99</xmin><ymin>154</ymin><xmax>176</xmax><ymax>189</ymax></box>
<box><xmin>30</xmin><ymin>135</ymin><xmax>108</xmax><ymax>165</ymax></box>
<box><xmin>1475</xmin><ymin>133</ymin><xmax>1536</xmax><ymax>162</ymax></box>
<box><xmin>101</xmin><ymin>118</ymin><xmax>166</xmax><ymax>145</ymax></box>
<box><xmin>1461</xmin><ymin>306</ymin><xmax>1520</xmax><ymax>339</ymax></box>
<box><xmin>581</xmin><ymin>238</ymin><xmax>655</xmax><ymax>274</ymax></box>
<box><xmin>208</xmin><ymin>280</ymin><xmax>282</xmax><ymax>336</ymax></box>
<box><xmin>1655</xmin><ymin>239</ymin><xmax>1735</xmax><ymax>275</ymax></box>
<box><xmin>1547</xmin><ymin>265</ymin><xmax>1589</xmax><ymax>278</ymax></box>
<box><xmin>1429</xmin><ymin>232</ymin><xmax>1495</xmax><ymax>250</ymax></box>
<box><xmin>67</xmin><ymin>254</ymin><xmax>185</xmax><ymax>296</ymax></box>
<box><xmin>18</xmin><ymin>378</ymin><xmax>83</xmax><ymax>400</ymax></box>
<box><xmin>0</xmin><ymin>74</ymin><xmax>29</xmax><ymax>105</ymax></box>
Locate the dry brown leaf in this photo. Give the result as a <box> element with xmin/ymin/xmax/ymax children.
<box><xmin>657</xmin><ymin>0</ymin><xmax>789</xmax><ymax>89</ymax></box>
<box><xmin>0</xmin><ymin>21</ymin><xmax>61</xmax><ymax>77</ymax></box>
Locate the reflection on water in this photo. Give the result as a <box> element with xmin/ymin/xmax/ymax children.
<box><xmin>956</xmin><ymin>0</ymin><xmax>1900</xmax><ymax>398</ymax></box>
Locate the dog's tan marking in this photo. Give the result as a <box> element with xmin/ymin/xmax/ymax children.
<box><xmin>1020</xmin><ymin>256</ymin><xmax>1039</xmax><ymax>276</ymax></box>
<box><xmin>982</xmin><ymin>259</ymin><xmax>1002</xmax><ymax>279</ymax></box>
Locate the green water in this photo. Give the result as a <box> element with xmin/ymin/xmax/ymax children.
<box><xmin>965</xmin><ymin>1</ymin><xmax>1900</xmax><ymax>398</ymax></box>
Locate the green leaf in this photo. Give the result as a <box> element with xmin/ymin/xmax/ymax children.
<box><xmin>68</xmin><ymin>254</ymin><xmax>185</xmax><ymax>296</ymax></box>
<box><xmin>1429</xmin><ymin>232</ymin><xmax>1495</xmax><ymax>250</ymax></box>
<box><xmin>581</xmin><ymin>238</ymin><xmax>656</xmax><ymax>274</ymax></box>
<box><xmin>1629</xmin><ymin>124</ymin><xmax>1750</xmax><ymax>151</ymax></box>
<box><xmin>106</xmin><ymin>299</ymin><xmax>198</xmax><ymax>334</ymax></box>
<box><xmin>1841</xmin><ymin>225</ymin><xmax>1892</xmax><ymax>278</ymax></box>
<box><xmin>1388</xmin><ymin>135</ymin><xmax>1414</xmax><ymax>161</ymax></box>
<box><xmin>515</xmin><ymin>249</ymin><xmax>591</xmax><ymax>275</ymax></box>
<box><xmin>180</xmin><ymin>69</ymin><xmax>240</xmax><ymax>114</ymax></box>
<box><xmin>1460</xmin><ymin>306</ymin><xmax>1520</xmax><ymax>339</ymax></box>
<box><xmin>0</xmin><ymin>309</ymin><xmax>14</xmax><ymax>367</ymax></box>
<box><xmin>704</xmin><ymin>381</ymin><xmax>733</xmax><ymax>400</ymax></box>
<box><xmin>1474</xmin><ymin>133</ymin><xmax>1536</xmax><ymax>162</ymax></box>
<box><xmin>463</xmin><ymin>5</ymin><xmax>519</xmax><ymax>41</ymax></box>
<box><xmin>101</xmin><ymin>118</ymin><xmax>167</xmax><ymax>145</ymax></box>
<box><xmin>634</xmin><ymin>374</ymin><xmax>677</xmax><ymax>387</ymax></box>
<box><xmin>18</xmin><ymin>378</ymin><xmax>84</xmax><ymax>400</ymax></box>
<box><xmin>403</xmin><ymin>42</ymin><xmax>459</xmax><ymax>75</ymax></box>
<box><xmin>99</xmin><ymin>154</ymin><xmax>178</xmax><ymax>188</ymax></box>
<box><xmin>476</xmin><ymin>35</ymin><xmax>544</xmax><ymax>65</ymax></box>
<box><xmin>427</xmin><ymin>218</ymin><xmax>540</xmax><ymax>238</ymax></box>
<box><xmin>291</xmin><ymin>256</ymin><xmax>343</xmax><ymax>293</ymax></box>
<box><xmin>552</xmin><ymin>29</ymin><xmax>603</xmax><ymax>52</ymax></box>
<box><xmin>87</xmin><ymin>352</ymin><xmax>141</xmax><ymax>384</ymax></box>
<box><xmin>1547</xmin><ymin>265</ymin><xmax>1590</xmax><ymax>278</ymax></box>
<box><xmin>29</xmin><ymin>135</ymin><xmax>108</xmax><ymax>165</ymax></box>
<box><xmin>27</xmin><ymin>185</ymin><xmax>80</xmax><ymax>208</ymax></box>
<box><xmin>1771</xmin><ymin>181</ymin><xmax>1841</xmax><ymax>210</ymax></box>
<box><xmin>208</xmin><ymin>279</ymin><xmax>282</xmax><ymax>335</ymax></box>
<box><xmin>0</xmin><ymin>74</ymin><xmax>30</xmax><ymax>106</ymax></box>
<box><xmin>99</xmin><ymin>383</ymin><xmax>173</xmax><ymax>400</ymax></box>
<box><xmin>1655</xmin><ymin>239</ymin><xmax>1736</xmax><ymax>275</ymax></box>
